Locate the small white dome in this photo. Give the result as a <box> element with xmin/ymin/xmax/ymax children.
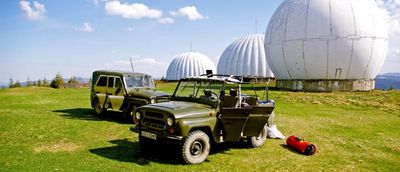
<box><xmin>166</xmin><ymin>52</ymin><xmax>216</xmax><ymax>80</ymax></box>
<box><xmin>217</xmin><ymin>34</ymin><xmax>274</xmax><ymax>77</ymax></box>
<box><xmin>265</xmin><ymin>0</ymin><xmax>388</xmax><ymax>80</ymax></box>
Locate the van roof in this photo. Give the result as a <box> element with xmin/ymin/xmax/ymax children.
<box><xmin>93</xmin><ymin>70</ymin><xmax>150</xmax><ymax>77</ymax></box>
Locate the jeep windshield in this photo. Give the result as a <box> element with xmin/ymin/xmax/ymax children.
<box><xmin>124</xmin><ymin>75</ymin><xmax>155</xmax><ymax>88</ymax></box>
<box><xmin>172</xmin><ymin>79</ymin><xmax>224</xmax><ymax>107</ymax></box>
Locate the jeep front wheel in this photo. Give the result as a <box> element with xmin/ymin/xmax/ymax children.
<box><xmin>181</xmin><ymin>130</ymin><xmax>210</xmax><ymax>164</ymax></box>
<box><xmin>249</xmin><ymin>125</ymin><xmax>267</xmax><ymax>148</ymax></box>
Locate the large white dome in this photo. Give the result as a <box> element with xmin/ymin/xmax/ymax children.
<box><xmin>217</xmin><ymin>34</ymin><xmax>274</xmax><ymax>77</ymax></box>
<box><xmin>265</xmin><ymin>0</ymin><xmax>388</xmax><ymax>80</ymax></box>
<box><xmin>166</xmin><ymin>52</ymin><xmax>216</xmax><ymax>80</ymax></box>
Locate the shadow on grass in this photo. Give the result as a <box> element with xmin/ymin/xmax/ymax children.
<box><xmin>89</xmin><ymin>139</ymin><xmax>182</xmax><ymax>165</ymax></box>
<box><xmin>54</xmin><ymin>108</ymin><xmax>131</xmax><ymax>124</ymax></box>
<box><xmin>210</xmin><ymin>141</ymin><xmax>254</xmax><ymax>155</ymax></box>
<box><xmin>89</xmin><ymin>139</ymin><xmax>254</xmax><ymax>165</ymax></box>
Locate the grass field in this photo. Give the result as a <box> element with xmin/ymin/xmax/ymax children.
<box><xmin>0</xmin><ymin>84</ymin><xmax>399</xmax><ymax>171</ymax></box>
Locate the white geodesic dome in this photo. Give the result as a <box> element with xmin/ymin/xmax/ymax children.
<box><xmin>217</xmin><ymin>34</ymin><xmax>274</xmax><ymax>77</ymax></box>
<box><xmin>265</xmin><ymin>0</ymin><xmax>388</xmax><ymax>80</ymax></box>
<box><xmin>166</xmin><ymin>52</ymin><xmax>216</xmax><ymax>80</ymax></box>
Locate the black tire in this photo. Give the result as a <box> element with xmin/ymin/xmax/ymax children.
<box><xmin>181</xmin><ymin>130</ymin><xmax>210</xmax><ymax>164</ymax></box>
<box><xmin>93</xmin><ymin>98</ymin><xmax>106</xmax><ymax>115</ymax></box>
<box><xmin>122</xmin><ymin>105</ymin><xmax>135</xmax><ymax>123</ymax></box>
<box><xmin>248</xmin><ymin>125</ymin><xmax>267</xmax><ymax>148</ymax></box>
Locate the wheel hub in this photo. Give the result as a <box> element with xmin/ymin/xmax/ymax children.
<box><xmin>94</xmin><ymin>104</ymin><xmax>101</xmax><ymax>112</ymax></box>
<box><xmin>190</xmin><ymin>141</ymin><xmax>203</xmax><ymax>156</ymax></box>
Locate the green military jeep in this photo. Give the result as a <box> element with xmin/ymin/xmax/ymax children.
<box><xmin>90</xmin><ymin>70</ymin><xmax>169</xmax><ymax>119</ymax></box>
<box><xmin>130</xmin><ymin>74</ymin><xmax>276</xmax><ymax>164</ymax></box>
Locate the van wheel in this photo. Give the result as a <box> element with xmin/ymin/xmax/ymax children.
<box><xmin>123</xmin><ymin>105</ymin><xmax>135</xmax><ymax>123</ymax></box>
<box><xmin>249</xmin><ymin>125</ymin><xmax>267</xmax><ymax>148</ymax></box>
<box><xmin>93</xmin><ymin>98</ymin><xmax>105</xmax><ymax>115</ymax></box>
<box><xmin>181</xmin><ymin>131</ymin><xmax>210</xmax><ymax>164</ymax></box>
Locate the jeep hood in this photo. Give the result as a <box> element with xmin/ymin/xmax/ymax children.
<box><xmin>140</xmin><ymin>101</ymin><xmax>214</xmax><ymax>119</ymax></box>
<box><xmin>127</xmin><ymin>88</ymin><xmax>168</xmax><ymax>99</ymax></box>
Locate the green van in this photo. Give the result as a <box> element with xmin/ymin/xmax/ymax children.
<box><xmin>90</xmin><ymin>70</ymin><xmax>169</xmax><ymax>119</ymax></box>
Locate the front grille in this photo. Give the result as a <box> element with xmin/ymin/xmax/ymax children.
<box><xmin>142</xmin><ymin>111</ymin><xmax>165</xmax><ymax>131</ymax></box>
<box><xmin>146</xmin><ymin>111</ymin><xmax>164</xmax><ymax>118</ymax></box>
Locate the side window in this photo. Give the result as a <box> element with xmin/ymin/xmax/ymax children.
<box><xmin>115</xmin><ymin>77</ymin><xmax>122</xmax><ymax>88</ymax></box>
<box><xmin>108</xmin><ymin>77</ymin><xmax>114</xmax><ymax>88</ymax></box>
<box><xmin>96</xmin><ymin>76</ymin><xmax>107</xmax><ymax>87</ymax></box>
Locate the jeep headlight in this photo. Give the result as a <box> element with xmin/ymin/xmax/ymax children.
<box><xmin>150</xmin><ymin>99</ymin><xmax>155</xmax><ymax>104</ymax></box>
<box><xmin>135</xmin><ymin>111</ymin><xmax>142</xmax><ymax>120</ymax></box>
<box><xmin>166</xmin><ymin>117</ymin><xmax>174</xmax><ymax>126</ymax></box>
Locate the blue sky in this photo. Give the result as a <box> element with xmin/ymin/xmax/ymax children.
<box><xmin>0</xmin><ymin>0</ymin><xmax>399</xmax><ymax>83</ymax></box>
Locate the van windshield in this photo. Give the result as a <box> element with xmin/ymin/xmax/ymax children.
<box><xmin>124</xmin><ymin>75</ymin><xmax>155</xmax><ymax>88</ymax></box>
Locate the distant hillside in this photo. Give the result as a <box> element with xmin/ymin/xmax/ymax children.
<box><xmin>375</xmin><ymin>73</ymin><xmax>400</xmax><ymax>90</ymax></box>
<box><xmin>2</xmin><ymin>77</ymin><xmax>90</xmax><ymax>88</ymax></box>
<box><xmin>65</xmin><ymin>77</ymin><xmax>90</xmax><ymax>84</ymax></box>
<box><xmin>0</xmin><ymin>82</ymin><xmax>7</xmax><ymax>88</ymax></box>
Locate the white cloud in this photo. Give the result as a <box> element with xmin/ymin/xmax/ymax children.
<box><xmin>93</xmin><ymin>0</ymin><xmax>109</xmax><ymax>7</ymax></box>
<box><xmin>107</xmin><ymin>58</ymin><xmax>168</xmax><ymax>78</ymax></box>
<box><xmin>93</xmin><ymin>0</ymin><xmax>100</xmax><ymax>6</ymax></box>
<box><xmin>105</xmin><ymin>1</ymin><xmax>162</xmax><ymax>19</ymax></box>
<box><xmin>376</xmin><ymin>0</ymin><xmax>400</xmax><ymax>37</ymax></box>
<box><xmin>77</xmin><ymin>22</ymin><xmax>95</xmax><ymax>32</ymax></box>
<box><xmin>392</xmin><ymin>48</ymin><xmax>400</xmax><ymax>55</ymax></box>
<box><xmin>126</xmin><ymin>26</ymin><xmax>134</xmax><ymax>32</ymax></box>
<box><xmin>114</xmin><ymin>60</ymin><xmax>131</xmax><ymax>65</ymax></box>
<box><xmin>113</xmin><ymin>58</ymin><xmax>166</xmax><ymax>67</ymax></box>
<box><xmin>158</xmin><ymin>17</ymin><xmax>174</xmax><ymax>24</ymax></box>
<box><xmin>19</xmin><ymin>0</ymin><xmax>46</xmax><ymax>21</ymax></box>
<box><xmin>170</xmin><ymin>6</ymin><xmax>207</xmax><ymax>21</ymax></box>
<box><xmin>375</xmin><ymin>0</ymin><xmax>400</xmax><ymax>74</ymax></box>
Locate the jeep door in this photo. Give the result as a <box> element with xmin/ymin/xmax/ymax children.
<box><xmin>107</xmin><ymin>76</ymin><xmax>124</xmax><ymax>110</ymax></box>
<box><xmin>220</xmin><ymin>107</ymin><xmax>251</xmax><ymax>142</ymax></box>
<box><xmin>242</xmin><ymin>106</ymin><xmax>273</xmax><ymax>136</ymax></box>
<box><xmin>220</xmin><ymin>106</ymin><xmax>273</xmax><ymax>142</ymax></box>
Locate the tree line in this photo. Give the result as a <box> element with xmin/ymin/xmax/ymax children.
<box><xmin>8</xmin><ymin>74</ymin><xmax>90</xmax><ymax>89</ymax></box>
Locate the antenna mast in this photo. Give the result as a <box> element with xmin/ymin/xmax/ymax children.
<box><xmin>130</xmin><ymin>57</ymin><xmax>134</xmax><ymax>72</ymax></box>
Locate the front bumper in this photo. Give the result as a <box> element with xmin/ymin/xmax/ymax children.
<box><xmin>129</xmin><ymin>125</ymin><xmax>184</xmax><ymax>141</ymax></box>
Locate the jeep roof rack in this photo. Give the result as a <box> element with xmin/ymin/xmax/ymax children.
<box><xmin>197</xmin><ymin>74</ymin><xmax>273</xmax><ymax>84</ymax></box>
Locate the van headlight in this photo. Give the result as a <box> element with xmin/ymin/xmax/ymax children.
<box><xmin>166</xmin><ymin>117</ymin><xmax>174</xmax><ymax>126</ymax></box>
<box><xmin>135</xmin><ymin>111</ymin><xmax>142</xmax><ymax>120</ymax></box>
<box><xmin>150</xmin><ymin>99</ymin><xmax>155</xmax><ymax>104</ymax></box>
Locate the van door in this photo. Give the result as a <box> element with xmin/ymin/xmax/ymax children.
<box><xmin>94</xmin><ymin>76</ymin><xmax>108</xmax><ymax>107</ymax></box>
<box><xmin>107</xmin><ymin>77</ymin><xmax>124</xmax><ymax>110</ymax></box>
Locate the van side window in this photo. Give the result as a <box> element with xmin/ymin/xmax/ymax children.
<box><xmin>115</xmin><ymin>77</ymin><xmax>122</xmax><ymax>88</ymax></box>
<box><xmin>108</xmin><ymin>77</ymin><xmax>114</xmax><ymax>88</ymax></box>
<box><xmin>97</xmin><ymin>76</ymin><xmax>107</xmax><ymax>86</ymax></box>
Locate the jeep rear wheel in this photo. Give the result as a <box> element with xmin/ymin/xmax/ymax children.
<box><xmin>93</xmin><ymin>99</ymin><xmax>105</xmax><ymax>115</ymax></box>
<box><xmin>181</xmin><ymin>131</ymin><xmax>210</xmax><ymax>164</ymax></box>
<box><xmin>249</xmin><ymin>125</ymin><xmax>267</xmax><ymax>148</ymax></box>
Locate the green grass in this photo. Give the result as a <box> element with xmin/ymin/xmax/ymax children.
<box><xmin>0</xmin><ymin>85</ymin><xmax>399</xmax><ymax>171</ymax></box>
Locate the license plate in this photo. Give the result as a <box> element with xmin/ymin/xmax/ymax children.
<box><xmin>141</xmin><ymin>131</ymin><xmax>157</xmax><ymax>140</ymax></box>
